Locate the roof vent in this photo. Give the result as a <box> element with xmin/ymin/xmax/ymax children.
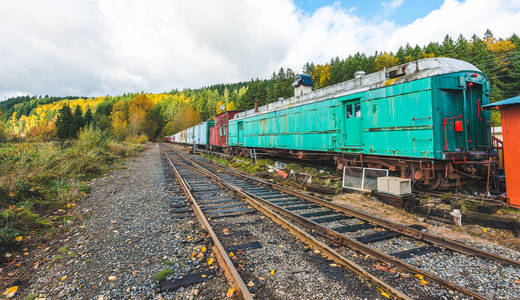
<box><xmin>354</xmin><ymin>71</ymin><xmax>365</xmax><ymax>79</ymax></box>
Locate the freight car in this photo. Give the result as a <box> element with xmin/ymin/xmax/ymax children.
<box><xmin>209</xmin><ymin>110</ymin><xmax>243</xmax><ymax>151</ymax></box>
<box><xmin>228</xmin><ymin>58</ymin><xmax>493</xmax><ymax>190</ymax></box>
<box><xmin>194</xmin><ymin>120</ymin><xmax>215</xmax><ymax>148</ymax></box>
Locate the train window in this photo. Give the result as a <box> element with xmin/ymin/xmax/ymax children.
<box><xmin>346</xmin><ymin>105</ymin><xmax>353</xmax><ymax>119</ymax></box>
<box><xmin>219</xmin><ymin>126</ymin><xmax>223</xmax><ymax>136</ymax></box>
<box><xmin>354</xmin><ymin>103</ymin><xmax>361</xmax><ymax>118</ymax></box>
<box><xmin>223</xmin><ymin>125</ymin><xmax>227</xmax><ymax>135</ymax></box>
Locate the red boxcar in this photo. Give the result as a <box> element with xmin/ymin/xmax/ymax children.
<box><xmin>210</xmin><ymin>110</ymin><xmax>243</xmax><ymax>149</ymax></box>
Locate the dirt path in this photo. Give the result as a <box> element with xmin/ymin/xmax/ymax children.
<box><xmin>20</xmin><ymin>144</ymin><xmax>228</xmax><ymax>299</ymax></box>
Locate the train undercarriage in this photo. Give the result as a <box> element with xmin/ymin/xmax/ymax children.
<box><xmin>228</xmin><ymin>146</ymin><xmax>496</xmax><ymax>191</ymax></box>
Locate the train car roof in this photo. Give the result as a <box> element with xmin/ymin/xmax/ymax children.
<box><xmin>234</xmin><ymin>57</ymin><xmax>482</xmax><ymax>120</ymax></box>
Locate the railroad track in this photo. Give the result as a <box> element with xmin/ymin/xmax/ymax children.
<box><xmin>162</xmin><ymin>146</ymin><xmax>412</xmax><ymax>299</ymax></box>
<box><xmin>163</xmin><ymin>144</ymin><xmax>520</xmax><ymax>299</ymax></box>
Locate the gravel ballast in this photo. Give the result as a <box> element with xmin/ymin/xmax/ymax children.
<box><xmin>23</xmin><ymin>144</ymin><xmax>229</xmax><ymax>299</ymax></box>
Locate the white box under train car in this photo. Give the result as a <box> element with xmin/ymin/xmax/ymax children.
<box><xmin>387</xmin><ymin>177</ymin><xmax>412</xmax><ymax>195</ymax></box>
<box><xmin>377</xmin><ymin>176</ymin><xmax>389</xmax><ymax>193</ymax></box>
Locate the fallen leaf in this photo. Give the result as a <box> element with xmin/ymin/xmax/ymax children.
<box><xmin>7</xmin><ymin>272</ymin><xmax>15</xmax><ymax>276</ymax></box>
<box><xmin>514</xmin><ymin>279</ymin><xmax>520</xmax><ymax>284</ymax></box>
<box><xmin>201</xmin><ymin>274</ymin><xmax>207</xmax><ymax>278</ymax></box>
<box><xmin>329</xmin><ymin>263</ymin><xmax>339</xmax><ymax>267</ymax></box>
<box><xmin>270</xmin><ymin>269</ymin><xmax>275</xmax><ymax>276</ymax></box>
<box><xmin>482</xmin><ymin>227</ymin><xmax>488</xmax><ymax>233</ymax></box>
<box><xmin>15</xmin><ymin>236</ymin><xmax>23</xmax><ymax>242</ymax></box>
<box><xmin>389</xmin><ymin>269</ymin><xmax>396</xmax><ymax>273</ymax></box>
<box><xmin>313</xmin><ymin>250</ymin><xmax>321</xmax><ymax>254</ymax></box>
<box><xmin>201</xmin><ymin>246</ymin><xmax>206</xmax><ymax>252</ymax></box>
<box><xmin>132</xmin><ymin>270</ymin><xmax>139</xmax><ymax>275</ymax></box>
<box><xmin>379</xmin><ymin>289</ymin><xmax>390</xmax><ymax>298</ymax></box>
<box><xmin>108</xmin><ymin>275</ymin><xmax>117</xmax><ymax>281</ymax></box>
<box><xmin>257</xmin><ymin>276</ymin><xmax>266</xmax><ymax>280</ymax></box>
<box><xmin>3</xmin><ymin>286</ymin><xmax>18</xmax><ymax>298</ymax></box>
<box><xmin>61</xmin><ymin>275</ymin><xmax>68</xmax><ymax>281</ymax></box>
<box><xmin>226</xmin><ymin>288</ymin><xmax>235</xmax><ymax>297</ymax></box>
<box><xmin>420</xmin><ymin>279</ymin><xmax>429</xmax><ymax>286</ymax></box>
<box><xmin>24</xmin><ymin>252</ymin><xmax>29</xmax><ymax>256</ymax></box>
<box><xmin>229</xmin><ymin>252</ymin><xmax>234</xmax><ymax>257</ymax></box>
<box><xmin>373</xmin><ymin>264</ymin><xmax>389</xmax><ymax>271</ymax></box>
<box><xmin>193</xmin><ymin>289</ymin><xmax>199</xmax><ymax>296</ymax></box>
<box><xmin>187</xmin><ymin>235</ymin><xmax>191</xmax><ymax>240</ymax></box>
<box><xmin>207</xmin><ymin>258</ymin><xmax>214</xmax><ymax>265</ymax></box>
<box><xmin>33</xmin><ymin>262</ymin><xmax>39</xmax><ymax>269</ymax></box>
<box><xmin>415</xmin><ymin>274</ymin><xmax>424</xmax><ymax>280</ymax></box>
<box><xmin>247</xmin><ymin>281</ymin><xmax>255</xmax><ymax>287</ymax></box>
<box><xmin>222</xmin><ymin>228</ymin><xmax>229</xmax><ymax>235</ymax></box>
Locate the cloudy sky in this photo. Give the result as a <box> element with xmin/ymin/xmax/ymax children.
<box><xmin>1</xmin><ymin>0</ymin><xmax>519</xmax><ymax>100</ymax></box>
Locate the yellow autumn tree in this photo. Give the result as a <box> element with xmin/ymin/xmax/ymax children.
<box><xmin>486</xmin><ymin>38</ymin><xmax>516</xmax><ymax>71</ymax></box>
<box><xmin>311</xmin><ymin>64</ymin><xmax>332</xmax><ymax>89</ymax></box>
<box><xmin>111</xmin><ymin>101</ymin><xmax>130</xmax><ymax>140</ymax></box>
<box><xmin>225</xmin><ymin>101</ymin><xmax>236</xmax><ymax>111</ymax></box>
<box><xmin>128</xmin><ymin>94</ymin><xmax>154</xmax><ymax>137</ymax></box>
<box><xmin>375</xmin><ymin>52</ymin><xmax>399</xmax><ymax>71</ymax></box>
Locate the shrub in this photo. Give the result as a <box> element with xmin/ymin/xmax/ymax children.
<box><xmin>125</xmin><ymin>134</ymin><xmax>148</xmax><ymax>144</ymax></box>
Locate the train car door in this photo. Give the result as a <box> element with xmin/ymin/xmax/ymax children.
<box><xmin>341</xmin><ymin>98</ymin><xmax>362</xmax><ymax>148</ymax></box>
<box><xmin>237</xmin><ymin>121</ymin><xmax>244</xmax><ymax>145</ymax></box>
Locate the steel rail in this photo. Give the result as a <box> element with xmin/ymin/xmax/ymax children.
<box><xmin>160</xmin><ymin>147</ymin><xmax>253</xmax><ymax>300</ymax></box>
<box><xmin>195</xmin><ymin>156</ymin><xmax>520</xmax><ymax>268</ymax></box>
<box><xmin>178</xmin><ymin>152</ymin><xmax>492</xmax><ymax>300</ymax></box>
<box><xmin>166</xmin><ymin>150</ymin><xmax>412</xmax><ymax>300</ymax></box>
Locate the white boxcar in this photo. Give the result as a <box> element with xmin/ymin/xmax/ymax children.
<box><xmin>174</xmin><ymin>132</ymin><xmax>182</xmax><ymax>144</ymax></box>
<box><xmin>186</xmin><ymin>126</ymin><xmax>194</xmax><ymax>145</ymax></box>
<box><xmin>194</xmin><ymin>123</ymin><xmax>203</xmax><ymax>146</ymax></box>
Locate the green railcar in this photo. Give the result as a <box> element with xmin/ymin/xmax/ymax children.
<box><xmin>229</xmin><ymin>58</ymin><xmax>492</xmax><ymax>189</ymax></box>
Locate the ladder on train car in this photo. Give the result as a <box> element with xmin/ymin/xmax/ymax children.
<box><xmin>250</xmin><ymin>149</ymin><xmax>257</xmax><ymax>165</ymax></box>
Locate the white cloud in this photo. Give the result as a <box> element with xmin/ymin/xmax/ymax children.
<box><xmin>0</xmin><ymin>0</ymin><xmax>519</xmax><ymax>99</ymax></box>
<box><xmin>382</xmin><ymin>0</ymin><xmax>405</xmax><ymax>10</ymax></box>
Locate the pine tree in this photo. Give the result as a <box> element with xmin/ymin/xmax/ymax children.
<box><xmin>84</xmin><ymin>107</ymin><xmax>94</xmax><ymax>127</ymax></box>
<box><xmin>72</xmin><ymin>106</ymin><xmax>84</xmax><ymax>138</ymax></box>
<box><xmin>56</xmin><ymin>105</ymin><xmax>72</xmax><ymax>139</ymax></box>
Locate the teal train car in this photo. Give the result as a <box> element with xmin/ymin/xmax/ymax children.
<box><xmin>228</xmin><ymin>58</ymin><xmax>492</xmax><ymax>189</ymax></box>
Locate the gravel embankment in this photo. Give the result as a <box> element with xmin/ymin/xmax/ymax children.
<box><xmin>23</xmin><ymin>144</ymin><xmax>229</xmax><ymax>299</ymax></box>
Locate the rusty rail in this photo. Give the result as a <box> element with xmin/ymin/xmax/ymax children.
<box><xmin>195</xmin><ymin>156</ymin><xmax>520</xmax><ymax>268</ymax></box>
<box><xmin>178</xmin><ymin>152</ymin><xmax>490</xmax><ymax>300</ymax></box>
<box><xmin>160</xmin><ymin>146</ymin><xmax>253</xmax><ymax>300</ymax></box>
<box><xmin>165</xmin><ymin>149</ymin><xmax>412</xmax><ymax>300</ymax></box>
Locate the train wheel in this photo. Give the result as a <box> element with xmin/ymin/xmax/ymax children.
<box><xmin>416</xmin><ymin>173</ymin><xmax>442</xmax><ymax>191</ymax></box>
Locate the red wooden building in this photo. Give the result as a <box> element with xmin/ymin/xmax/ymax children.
<box><xmin>483</xmin><ymin>96</ymin><xmax>520</xmax><ymax>207</ymax></box>
<box><xmin>210</xmin><ymin>110</ymin><xmax>243</xmax><ymax>149</ymax></box>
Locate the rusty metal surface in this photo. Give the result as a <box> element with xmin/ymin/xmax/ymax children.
<box><xmin>160</xmin><ymin>146</ymin><xmax>253</xmax><ymax>300</ymax></box>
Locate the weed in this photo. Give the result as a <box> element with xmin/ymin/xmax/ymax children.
<box><xmin>51</xmin><ymin>254</ymin><xmax>63</xmax><ymax>263</ymax></box>
<box><xmin>58</xmin><ymin>246</ymin><xmax>68</xmax><ymax>254</ymax></box>
<box><xmin>155</xmin><ymin>269</ymin><xmax>173</xmax><ymax>281</ymax></box>
<box><xmin>24</xmin><ymin>294</ymin><xmax>38</xmax><ymax>300</ymax></box>
<box><xmin>0</xmin><ymin>128</ymin><xmax>146</xmax><ymax>255</ymax></box>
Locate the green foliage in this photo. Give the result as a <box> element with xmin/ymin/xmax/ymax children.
<box><xmin>0</xmin><ymin>128</ymin><xmax>146</xmax><ymax>256</ymax></box>
<box><xmin>155</xmin><ymin>269</ymin><xmax>173</xmax><ymax>281</ymax></box>
<box><xmin>56</xmin><ymin>105</ymin><xmax>73</xmax><ymax>139</ymax></box>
